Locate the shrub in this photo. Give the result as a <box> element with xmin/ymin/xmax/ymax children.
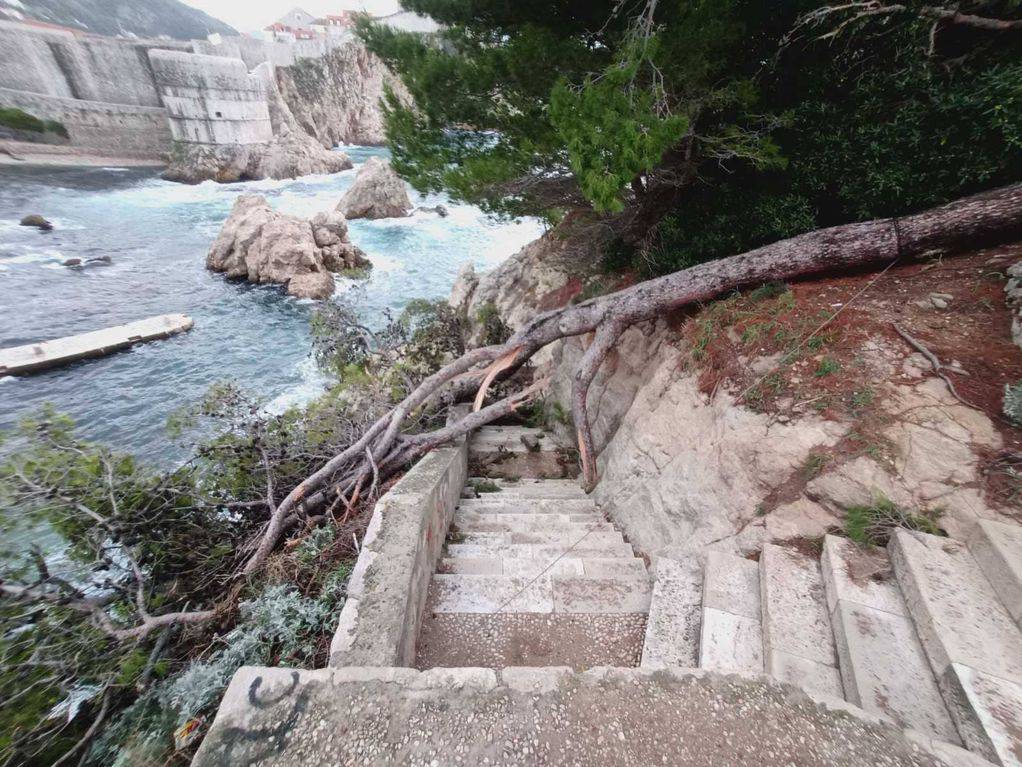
<box><xmin>1004</xmin><ymin>380</ymin><xmax>1022</xmax><ymax>425</ymax></box>
<box><xmin>844</xmin><ymin>495</ymin><xmax>943</xmax><ymax>547</ymax></box>
<box><xmin>0</xmin><ymin>106</ymin><xmax>47</xmax><ymax>133</ymax></box>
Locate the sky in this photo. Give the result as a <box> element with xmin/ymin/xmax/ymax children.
<box><xmin>180</xmin><ymin>0</ymin><xmax>403</xmax><ymax>34</ymax></box>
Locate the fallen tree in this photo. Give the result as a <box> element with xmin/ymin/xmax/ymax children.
<box><xmin>242</xmin><ymin>182</ymin><xmax>1022</xmax><ymax>574</ymax></box>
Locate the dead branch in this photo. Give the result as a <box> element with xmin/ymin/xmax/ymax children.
<box><xmin>793</xmin><ymin>1</ymin><xmax>1022</xmax><ymax>42</ymax></box>
<box><xmin>892</xmin><ymin>323</ymin><xmax>979</xmax><ymax>409</ymax></box>
<box><xmin>240</xmin><ymin>183</ymin><xmax>1022</xmax><ymax>574</ymax></box>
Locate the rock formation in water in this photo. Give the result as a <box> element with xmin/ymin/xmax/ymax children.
<box><xmin>162</xmin><ymin>63</ymin><xmax>354</xmax><ymax>185</ymax></box>
<box><xmin>207</xmin><ymin>195</ymin><xmax>370</xmax><ymax>300</ymax></box>
<box><xmin>20</xmin><ymin>214</ymin><xmax>52</xmax><ymax>230</ymax></box>
<box><xmin>275</xmin><ymin>43</ymin><xmax>412</xmax><ymax>147</ymax></box>
<box><xmin>336</xmin><ymin>157</ymin><xmax>412</xmax><ymax>220</ymax></box>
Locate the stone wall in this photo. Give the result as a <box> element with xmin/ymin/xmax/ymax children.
<box><xmin>329</xmin><ymin>419</ymin><xmax>468</xmax><ymax>667</ymax></box>
<box><xmin>0</xmin><ymin>21</ymin><xmax>187</xmax><ymax>107</ymax></box>
<box><xmin>0</xmin><ymin>86</ymin><xmax>171</xmax><ymax>158</ymax></box>
<box><xmin>149</xmin><ymin>50</ymin><xmax>271</xmax><ymax>146</ymax></box>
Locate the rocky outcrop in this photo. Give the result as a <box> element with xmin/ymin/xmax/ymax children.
<box><xmin>336</xmin><ymin>157</ymin><xmax>412</xmax><ymax>220</ymax></box>
<box><xmin>20</xmin><ymin>214</ymin><xmax>52</xmax><ymax>230</ymax></box>
<box><xmin>454</xmin><ymin>229</ymin><xmax>1022</xmax><ymax>565</ymax></box>
<box><xmin>161</xmin><ymin>132</ymin><xmax>353</xmax><ymax>185</ymax></box>
<box><xmin>207</xmin><ymin>195</ymin><xmax>369</xmax><ymax>299</ymax></box>
<box><xmin>275</xmin><ymin>43</ymin><xmax>412</xmax><ymax>147</ymax></box>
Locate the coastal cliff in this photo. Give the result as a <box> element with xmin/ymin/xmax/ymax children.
<box><xmin>276</xmin><ymin>43</ymin><xmax>411</xmax><ymax>147</ymax></box>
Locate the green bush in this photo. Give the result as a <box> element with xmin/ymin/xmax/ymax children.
<box><xmin>1004</xmin><ymin>380</ymin><xmax>1022</xmax><ymax>425</ymax></box>
<box><xmin>0</xmin><ymin>106</ymin><xmax>67</xmax><ymax>137</ymax></box>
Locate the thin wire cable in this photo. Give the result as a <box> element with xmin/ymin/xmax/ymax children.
<box><xmin>733</xmin><ymin>257</ymin><xmax>901</xmax><ymax>407</ymax></box>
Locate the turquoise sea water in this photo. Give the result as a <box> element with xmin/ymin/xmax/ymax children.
<box><xmin>0</xmin><ymin>147</ymin><xmax>543</xmax><ymax>460</ymax></box>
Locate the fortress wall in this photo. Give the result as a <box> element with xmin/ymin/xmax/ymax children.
<box><xmin>0</xmin><ymin>87</ymin><xmax>172</xmax><ymax>157</ymax></box>
<box><xmin>149</xmin><ymin>50</ymin><xmax>272</xmax><ymax>145</ymax></box>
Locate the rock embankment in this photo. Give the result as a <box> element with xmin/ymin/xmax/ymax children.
<box><xmin>207</xmin><ymin>195</ymin><xmax>370</xmax><ymax>300</ymax></box>
<box><xmin>161</xmin><ymin>131</ymin><xmax>353</xmax><ymax>185</ymax></box>
<box><xmin>336</xmin><ymin>157</ymin><xmax>412</xmax><ymax>220</ymax></box>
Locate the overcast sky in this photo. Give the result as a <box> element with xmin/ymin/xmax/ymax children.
<box><xmin>181</xmin><ymin>0</ymin><xmax>403</xmax><ymax>34</ymax></box>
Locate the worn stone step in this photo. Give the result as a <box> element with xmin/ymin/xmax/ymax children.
<box><xmin>551</xmin><ymin>573</ymin><xmax>652</xmax><ymax>614</ymax></box>
<box><xmin>469</xmin><ymin>427</ymin><xmax>578</xmax><ymax>480</ymax></box>
<box><xmin>439</xmin><ymin>555</ymin><xmax>645</xmax><ymax>580</ymax></box>
<box><xmin>415</xmin><ymin>613</ymin><xmax>647</xmax><ymax>669</ymax></box>
<box><xmin>760</xmin><ymin>544</ymin><xmax>843</xmax><ymax>699</ymax></box>
<box><xmin>457</xmin><ymin>498</ymin><xmax>599</xmax><ymax>514</ymax></box>
<box><xmin>821</xmin><ymin>536</ymin><xmax>959</xmax><ymax>743</ymax></box>
<box><xmin>453</xmin><ymin>512</ymin><xmax>612</xmax><ymax>535</ymax></box>
<box><xmin>452</xmin><ymin>529</ymin><xmax>625</xmax><ymax>547</ymax></box>
<box><xmin>699</xmin><ymin>552</ymin><xmax>763</xmax><ymax>674</ymax></box>
<box><xmin>430</xmin><ymin>573</ymin><xmax>651</xmax><ymax>614</ymax></box>
<box><xmin>438</xmin><ymin>557</ymin><xmax>505</xmax><ymax>575</ymax></box>
<box><xmin>469</xmin><ymin>426</ymin><xmax>555</xmax><ymax>454</ymax></box>
<box><xmin>968</xmin><ymin>519</ymin><xmax>1022</xmax><ymax>627</ymax></box>
<box><xmin>430</xmin><ymin>574</ymin><xmax>555</xmax><ymax>613</ymax></box>
<box><xmin>195</xmin><ymin>665</ymin><xmax>990</xmax><ymax>767</ymax></box>
<box><xmin>447</xmin><ymin>542</ymin><xmax>637</xmax><ymax>560</ymax></box>
<box><xmin>641</xmin><ymin>558</ymin><xmax>703</xmax><ymax>669</ymax></box>
<box><xmin>464</xmin><ymin>477</ymin><xmax>588</xmax><ymax>498</ymax></box>
<box><xmin>889</xmin><ymin>528</ymin><xmax>1022</xmax><ymax>764</ymax></box>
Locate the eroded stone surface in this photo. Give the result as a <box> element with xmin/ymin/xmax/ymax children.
<box><xmin>193</xmin><ymin>665</ymin><xmax>966</xmax><ymax>767</ymax></box>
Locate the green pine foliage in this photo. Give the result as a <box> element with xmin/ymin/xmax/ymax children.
<box><xmin>358</xmin><ymin>0</ymin><xmax>1021</xmax><ymax>271</ymax></box>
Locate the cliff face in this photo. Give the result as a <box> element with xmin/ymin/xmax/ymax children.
<box><xmin>275</xmin><ymin>43</ymin><xmax>411</xmax><ymax>148</ymax></box>
<box><xmin>454</xmin><ymin>230</ymin><xmax>1022</xmax><ymax>563</ymax></box>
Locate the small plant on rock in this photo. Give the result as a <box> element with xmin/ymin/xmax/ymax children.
<box><xmin>1003</xmin><ymin>380</ymin><xmax>1022</xmax><ymax>425</ymax></box>
<box><xmin>844</xmin><ymin>495</ymin><xmax>943</xmax><ymax>547</ymax></box>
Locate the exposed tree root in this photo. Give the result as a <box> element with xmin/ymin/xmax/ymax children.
<box><xmin>242</xmin><ymin>183</ymin><xmax>1022</xmax><ymax>574</ymax></box>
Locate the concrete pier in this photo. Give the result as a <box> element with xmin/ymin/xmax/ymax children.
<box><xmin>0</xmin><ymin>314</ymin><xmax>193</xmax><ymax>375</ymax></box>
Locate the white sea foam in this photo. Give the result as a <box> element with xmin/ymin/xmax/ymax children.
<box><xmin>264</xmin><ymin>356</ymin><xmax>329</xmax><ymax>415</ymax></box>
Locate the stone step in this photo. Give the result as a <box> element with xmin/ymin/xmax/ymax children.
<box><xmin>638</xmin><ymin>558</ymin><xmax>702</xmax><ymax>669</ymax></box>
<box><xmin>821</xmin><ymin>536</ymin><xmax>959</xmax><ymax>744</ymax></box>
<box><xmin>452</xmin><ymin>529</ymin><xmax>625</xmax><ymax>548</ymax></box>
<box><xmin>699</xmin><ymin>552</ymin><xmax>763</xmax><ymax>674</ymax></box>
<box><xmin>968</xmin><ymin>519</ymin><xmax>1022</xmax><ymax>627</ymax></box>
<box><xmin>447</xmin><ymin>542</ymin><xmax>637</xmax><ymax>560</ymax></box>
<box><xmin>464</xmin><ymin>477</ymin><xmax>589</xmax><ymax>498</ymax></box>
<box><xmin>469</xmin><ymin>427</ymin><xmax>577</xmax><ymax>479</ymax></box>
<box><xmin>438</xmin><ymin>557</ymin><xmax>645</xmax><ymax>579</ymax></box>
<box><xmin>195</xmin><ymin>665</ymin><xmax>989</xmax><ymax>767</ymax></box>
<box><xmin>429</xmin><ymin>573</ymin><xmax>651</xmax><ymax>614</ymax></box>
<box><xmin>457</xmin><ymin>498</ymin><xmax>599</xmax><ymax>514</ymax></box>
<box><xmin>453</xmin><ymin>512</ymin><xmax>612</xmax><ymax>535</ymax></box>
<box><xmin>760</xmin><ymin>544</ymin><xmax>843</xmax><ymax>699</ymax></box>
<box><xmin>415</xmin><ymin>613</ymin><xmax>647</xmax><ymax>669</ymax></box>
<box><xmin>889</xmin><ymin>528</ymin><xmax>1022</xmax><ymax>765</ymax></box>
<box><xmin>469</xmin><ymin>426</ymin><xmax>555</xmax><ymax>454</ymax></box>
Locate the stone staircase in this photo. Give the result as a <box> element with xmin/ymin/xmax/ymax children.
<box><xmin>642</xmin><ymin>523</ymin><xmax>1022</xmax><ymax>767</ymax></box>
<box><xmin>192</xmin><ymin>422</ymin><xmax>1018</xmax><ymax>767</ymax></box>
<box><xmin>415</xmin><ymin>426</ymin><xmax>652</xmax><ymax>669</ymax></box>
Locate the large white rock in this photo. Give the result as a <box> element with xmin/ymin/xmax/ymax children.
<box><xmin>207</xmin><ymin>195</ymin><xmax>368</xmax><ymax>299</ymax></box>
<box><xmin>336</xmin><ymin>157</ymin><xmax>412</xmax><ymax>220</ymax></box>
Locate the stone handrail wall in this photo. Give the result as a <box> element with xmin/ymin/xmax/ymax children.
<box><xmin>328</xmin><ymin>416</ymin><xmax>468</xmax><ymax>667</ymax></box>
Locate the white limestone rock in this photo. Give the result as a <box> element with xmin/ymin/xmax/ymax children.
<box><xmin>336</xmin><ymin>157</ymin><xmax>412</xmax><ymax>220</ymax></box>
<box><xmin>207</xmin><ymin>194</ymin><xmax>369</xmax><ymax>300</ymax></box>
